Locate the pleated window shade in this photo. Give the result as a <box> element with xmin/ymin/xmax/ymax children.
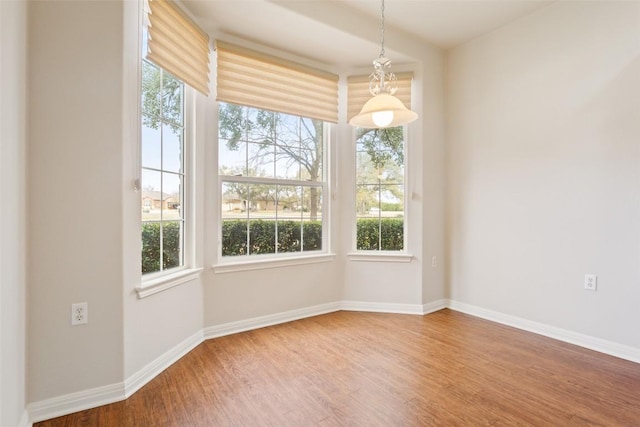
<box><xmin>347</xmin><ymin>73</ymin><xmax>413</xmax><ymax>122</ymax></box>
<box><xmin>147</xmin><ymin>0</ymin><xmax>210</xmax><ymax>95</ymax></box>
<box><xmin>215</xmin><ymin>40</ymin><xmax>339</xmax><ymax>123</ymax></box>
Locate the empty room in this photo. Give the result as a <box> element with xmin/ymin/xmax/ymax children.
<box><xmin>1</xmin><ymin>0</ymin><xmax>639</xmax><ymax>425</ymax></box>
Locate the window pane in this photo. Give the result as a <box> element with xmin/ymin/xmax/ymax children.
<box><xmin>248</xmin><ymin>142</ymin><xmax>274</xmax><ymax>178</ymax></box>
<box><xmin>356</xmin><ymin>218</ymin><xmax>380</xmax><ymax>251</ymax></box>
<box><xmin>222</xmin><ymin>218</ymin><xmax>247</xmax><ymax>256</ymax></box>
<box><xmin>302</xmin><ymin>186</ymin><xmax>322</xmax><ymax>222</ymax></box>
<box><xmin>222</xmin><ymin>182</ymin><xmax>247</xmax><ymax>217</ymax></box>
<box><xmin>301</xmin><ymin>148</ymin><xmax>321</xmax><ymax>181</ymax></box>
<box><xmin>141</xmin><ymin>61</ymin><xmax>161</xmax><ymax>118</ymax></box>
<box><xmin>381</xmin><ymin>184</ymin><xmax>404</xmax><ymax>216</ymax></box>
<box><xmin>142</xmin><ymin>222</ymin><xmax>161</xmax><ymax>273</ymax></box>
<box><xmin>162</xmin><ymin>71</ymin><xmax>183</xmax><ymax>127</ymax></box>
<box><xmin>246</xmin><ymin>107</ymin><xmax>267</xmax><ymax>143</ymax></box>
<box><xmin>248</xmin><ymin>220</ymin><xmax>275</xmax><ymax>255</ymax></box>
<box><xmin>141</xmin><ymin>169</ymin><xmax>161</xmax><ymax>221</ymax></box>
<box><xmin>277</xmin><ymin>220</ymin><xmax>301</xmax><ymax>253</ymax></box>
<box><xmin>356</xmin><ymin>184</ymin><xmax>378</xmax><ymax>217</ymax></box>
<box><xmin>277</xmin><ymin>186</ymin><xmax>301</xmax><ymax>219</ymax></box>
<box><xmin>161</xmin><ymin>172</ymin><xmax>182</xmax><ymax>220</ymax></box>
<box><xmin>162</xmin><ymin>126</ymin><xmax>182</xmax><ymax>173</ymax></box>
<box><xmin>380</xmin><ymin>218</ymin><xmax>403</xmax><ymax>251</ymax></box>
<box><xmin>275</xmin><ymin>146</ymin><xmax>301</xmax><ymax>180</ymax></box>
<box><xmin>141</xmin><ymin>119</ymin><xmax>161</xmax><ymax>170</ymax></box>
<box><xmin>249</xmin><ymin>184</ymin><xmax>276</xmax><ymax>218</ymax></box>
<box><xmin>219</xmin><ymin>139</ymin><xmax>246</xmax><ymax>176</ymax></box>
<box><xmin>162</xmin><ymin>221</ymin><xmax>182</xmax><ymax>269</ymax></box>
<box><xmin>302</xmin><ymin>218</ymin><xmax>322</xmax><ymax>251</ymax></box>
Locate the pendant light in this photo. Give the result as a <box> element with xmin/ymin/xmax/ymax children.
<box><xmin>349</xmin><ymin>0</ymin><xmax>418</xmax><ymax>129</ymax></box>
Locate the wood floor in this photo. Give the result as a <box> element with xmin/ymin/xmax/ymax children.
<box><xmin>35</xmin><ymin>309</ymin><xmax>640</xmax><ymax>426</ymax></box>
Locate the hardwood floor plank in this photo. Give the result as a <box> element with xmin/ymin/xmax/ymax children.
<box><xmin>35</xmin><ymin>310</ymin><xmax>640</xmax><ymax>426</ymax></box>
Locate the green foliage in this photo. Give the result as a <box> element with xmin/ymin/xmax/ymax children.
<box><xmin>141</xmin><ymin>222</ymin><xmax>181</xmax><ymax>274</ymax></box>
<box><xmin>356</xmin><ymin>218</ymin><xmax>404</xmax><ymax>251</ymax></box>
<box><xmin>380</xmin><ymin>202</ymin><xmax>402</xmax><ymax>211</ymax></box>
<box><xmin>356</xmin><ymin>126</ymin><xmax>404</xmax><ymax>169</ymax></box>
<box><xmin>141</xmin><ymin>60</ymin><xmax>183</xmax><ymax>134</ymax></box>
<box><xmin>142</xmin><ymin>219</ymin><xmax>403</xmax><ymax>267</ymax></box>
<box><xmin>221</xmin><ymin>220</ymin><xmax>322</xmax><ymax>256</ymax></box>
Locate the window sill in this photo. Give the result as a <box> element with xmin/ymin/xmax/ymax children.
<box><xmin>213</xmin><ymin>253</ymin><xmax>336</xmax><ymax>274</ymax></box>
<box><xmin>347</xmin><ymin>252</ymin><xmax>414</xmax><ymax>263</ymax></box>
<box><xmin>136</xmin><ymin>268</ymin><xmax>203</xmax><ymax>299</ymax></box>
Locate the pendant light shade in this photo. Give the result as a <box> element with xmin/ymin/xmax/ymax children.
<box><xmin>349</xmin><ymin>0</ymin><xmax>418</xmax><ymax>129</ymax></box>
<box><xmin>349</xmin><ymin>93</ymin><xmax>418</xmax><ymax>128</ymax></box>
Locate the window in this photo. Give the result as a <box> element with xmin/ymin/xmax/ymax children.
<box><xmin>140</xmin><ymin>59</ymin><xmax>187</xmax><ymax>274</ymax></box>
<box><xmin>214</xmin><ymin>41</ymin><xmax>337</xmax><ymax>263</ymax></box>
<box><xmin>355</xmin><ymin>127</ymin><xmax>406</xmax><ymax>251</ymax></box>
<box><xmin>218</xmin><ymin>103</ymin><xmax>327</xmax><ymax>258</ymax></box>
<box><xmin>139</xmin><ymin>0</ymin><xmax>209</xmax><ymax>279</ymax></box>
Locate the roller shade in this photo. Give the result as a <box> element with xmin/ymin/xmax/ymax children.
<box><xmin>147</xmin><ymin>0</ymin><xmax>210</xmax><ymax>95</ymax></box>
<box><xmin>347</xmin><ymin>73</ymin><xmax>413</xmax><ymax>122</ymax></box>
<box><xmin>216</xmin><ymin>40</ymin><xmax>339</xmax><ymax>123</ymax></box>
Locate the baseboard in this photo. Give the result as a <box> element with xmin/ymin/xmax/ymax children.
<box><xmin>340</xmin><ymin>300</ymin><xmax>425</xmax><ymax>315</ymax></box>
<box><xmin>27</xmin><ymin>382</ymin><xmax>125</xmax><ymax>424</ymax></box>
<box><xmin>19</xmin><ymin>409</ymin><xmax>31</xmax><ymax>427</ymax></box>
<box><xmin>447</xmin><ymin>300</ymin><xmax>640</xmax><ymax>364</ymax></box>
<box><xmin>422</xmin><ymin>299</ymin><xmax>449</xmax><ymax>314</ymax></box>
<box><xmin>203</xmin><ymin>301</ymin><xmax>341</xmax><ymax>339</ymax></box>
<box><xmin>124</xmin><ymin>329</ymin><xmax>204</xmax><ymax>398</ymax></box>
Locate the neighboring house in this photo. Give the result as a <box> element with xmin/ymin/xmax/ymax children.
<box><xmin>222</xmin><ymin>192</ymin><xmax>245</xmax><ymax>212</ymax></box>
<box><xmin>142</xmin><ymin>190</ymin><xmax>178</xmax><ymax>210</ymax></box>
<box><xmin>222</xmin><ymin>193</ymin><xmax>279</xmax><ymax>212</ymax></box>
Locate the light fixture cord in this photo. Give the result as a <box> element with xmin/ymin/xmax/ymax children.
<box><xmin>379</xmin><ymin>0</ymin><xmax>385</xmax><ymax>58</ymax></box>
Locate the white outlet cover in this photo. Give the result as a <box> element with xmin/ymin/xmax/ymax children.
<box><xmin>71</xmin><ymin>302</ymin><xmax>88</xmax><ymax>325</ymax></box>
<box><xmin>584</xmin><ymin>274</ymin><xmax>597</xmax><ymax>291</ymax></box>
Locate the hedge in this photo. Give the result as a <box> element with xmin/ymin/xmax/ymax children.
<box><xmin>142</xmin><ymin>218</ymin><xmax>403</xmax><ymax>272</ymax></box>
<box><xmin>222</xmin><ymin>219</ymin><xmax>322</xmax><ymax>256</ymax></box>
<box><xmin>142</xmin><ymin>222</ymin><xmax>181</xmax><ymax>274</ymax></box>
<box><xmin>356</xmin><ymin>218</ymin><xmax>404</xmax><ymax>251</ymax></box>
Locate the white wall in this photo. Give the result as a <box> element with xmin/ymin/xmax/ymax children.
<box><xmin>446</xmin><ymin>1</ymin><xmax>640</xmax><ymax>348</ymax></box>
<box><xmin>1</xmin><ymin>0</ymin><xmax>28</xmax><ymax>425</ymax></box>
<box><xmin>421</xmin><ymin>46</ymin><xmax>447</xmax><ymax>306</ymax></box>
<box><xmin>28</xmin><ymin>1</ymin><xmax>126</xmax><ymax>401</ymax></box>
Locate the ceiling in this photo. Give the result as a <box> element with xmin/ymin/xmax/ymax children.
<box><xmin>182</xmin><ymin>0</ymin><xmax>554</xmax><ymax>69</ymax></box>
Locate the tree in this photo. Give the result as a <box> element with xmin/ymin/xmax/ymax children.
<box><xmin>141</xmin><ymin>60</ymin><xmax>182</xmax><ymax>134</ymax></box>
<box><xmin>355</xmin><ymin>127</ymin><xmax>405</xmax><ymax>214</ymax></box>
<box><xmin>219</xmin><ymin>103</ymin><xmax>405</xmax><ymax>219</ymax></box>
<box><xmin>219</xmin><ymin>104</ymin><xmax>324</xmax><ymax>218</ymax></box>
<box><xmin>356</xmin><ymin>127</ymin><xmax>404</xmax><ymax>170</ymax></box>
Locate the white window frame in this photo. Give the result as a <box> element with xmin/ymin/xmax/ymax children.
<box><xmin>214</xmin><ymin>104</ymin><xmax>333</xmax><ymax>270</ymax></box>
<box><xmin>349</xmin><ymin>124</ymin><xmax>412</xmax><ymax>263</ymax></box>
<box><xmin>136</xmin><ymin>6</ymin><xmax>201</xmax><ymax>298</ymax></box>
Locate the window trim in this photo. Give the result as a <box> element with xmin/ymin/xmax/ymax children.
<box><xmin>213</xmin><ymin>253</ymin><xmax>336</xmax><ymax>274</ymax></box>
<box><xmin>136</xmin><ymin>267</ymin><xmax>203</xmax><ymax>298</ymax></box>
<box><xmin>347</xmin><ymin>252</ymin><xmax>413</xmax><ymax>263</ymax></box>
<box><xmin>352</xmin><ymin>124</ymin><xmax>410</xmax><ymax>254</ymax></box>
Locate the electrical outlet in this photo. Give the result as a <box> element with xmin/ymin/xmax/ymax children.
<box><xmin>584</xmin><ymin>274</ymin><xmax>597</xmax><ymax>291</ymax></box>
<box><xmin>71</xmin><ymin>302</ymin><xmax>88</xmax><ymax>325</ymax></box>
<box><xmin>431</xmin><ymin>256</ymin><xmax>438</xmax><ymax>268</ymax></box>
